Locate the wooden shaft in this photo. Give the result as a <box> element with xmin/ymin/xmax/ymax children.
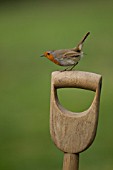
<box><xmin>63</xmin><ymin>153</ymin><xmax>79</xmax><ymax>170</ymax></box>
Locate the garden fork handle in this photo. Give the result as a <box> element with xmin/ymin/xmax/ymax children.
<box><xmin>50</xmin><ymin>71</ymin><xmax>102</xmax><ymax>170</ymax></box>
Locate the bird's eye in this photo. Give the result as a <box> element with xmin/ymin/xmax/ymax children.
<box><xmin>47</xmin><ymin>52</ymin><xmax>50</xmax><ymax>55</ymax></box>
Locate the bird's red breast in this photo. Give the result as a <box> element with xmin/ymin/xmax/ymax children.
<box><xmin>44</xmin><ymin>52</ymin><xmax>60</xmax><ymax>65</ymax></box>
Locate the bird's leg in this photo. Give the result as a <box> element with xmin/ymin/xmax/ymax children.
<box><xmin>60</xmin><ymin>62</ymin><xmax>78</xmax><ymax>72</ymax></box>
<box><xmin>60</xmin><ymin>66</ymin><xmax>70</xmax><ymax>72</ymax></box>
<box><xmin>68</xmin><ymin>62</ymin><xmax>78</xmax><ymax>71</ymax></box>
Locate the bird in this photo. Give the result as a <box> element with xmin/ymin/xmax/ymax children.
<box><xmin>40</xmin><ymin>32</ymin><xmax>90</xmax><ymax>71</ymax></box>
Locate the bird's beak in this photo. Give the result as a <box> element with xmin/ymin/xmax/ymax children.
<box><xmin>40</xmin><ymin>54</ymin><xmax>45</xmax><ymax>57</ymax></box>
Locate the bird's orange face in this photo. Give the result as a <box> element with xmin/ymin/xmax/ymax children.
<box><xmin>44</xmin><ymin>51</ymin><xmax>53</xmax><ymax>60</ymax></box>
<box><xmin>43</xmin><ymin>51</ymin><xmax>60</xmax><ymax>65</ymax></box>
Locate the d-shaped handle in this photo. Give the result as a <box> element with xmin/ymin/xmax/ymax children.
<box><xmin>50</xmin><ymin>71</ymin><xmax>102</xmax><ymax>154</ymax></box>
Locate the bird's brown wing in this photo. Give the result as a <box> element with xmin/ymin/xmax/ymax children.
<box><xmin>63</xmin><ymin>51</ymin><xmax>81</xmax><ymax>58</ymax></box>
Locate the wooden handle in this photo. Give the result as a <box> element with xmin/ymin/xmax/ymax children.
<box><xmin>63</xmin><ymin>153</ymin><xmax>79</xmax><ymax>170</ymax></box>
<box><xmin>50</xmin><ymin>71</ymin><xmax>102</xmax><ymax>153</ymax></box>
<box><xmin>52</xmin><ymin>71</ymin><xmax>102</xmax><ymax>91</ymax></box>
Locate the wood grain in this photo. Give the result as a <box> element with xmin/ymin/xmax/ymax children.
<box><xmin>63</xmin><ymin>153</ymin><xmax>79</xmax><ymax>170</ymax></box>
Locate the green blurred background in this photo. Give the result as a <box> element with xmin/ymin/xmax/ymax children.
<box><xmin>0</xmin><ymin>0</ymin><xmax>113</xmax><ymax>169</ymax></box>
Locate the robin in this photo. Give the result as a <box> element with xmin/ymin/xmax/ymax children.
<box><xmin>40</xmin><ymin>32</ymin><xmax>90</xmax><ymax>71</ymax></box>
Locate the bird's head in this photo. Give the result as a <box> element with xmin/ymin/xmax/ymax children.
<box><xmin>40</xmin><ymin>51</ymin><xmax>54</xmax><ymax>60</ymax></box>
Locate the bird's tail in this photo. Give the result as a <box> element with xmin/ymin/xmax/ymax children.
<box><xmin>74</xmin><ymin>32</ymin><xmax>90</xmax><ymax>52</ymax></box>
